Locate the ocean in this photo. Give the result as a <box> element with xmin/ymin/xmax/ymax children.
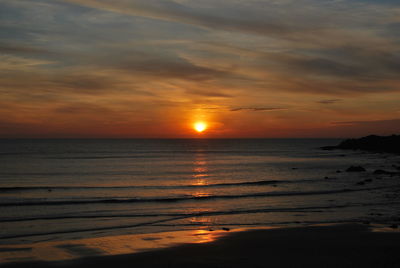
<box><xmin>1</xmin><ymin>139</ymin><xmax>400</xmax><ymax>247</ymax></box>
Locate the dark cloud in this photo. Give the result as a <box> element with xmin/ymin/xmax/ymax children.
<box><xmin>66</xmin><ymin>0</ymin><xmax>293</xmax><ymax>37</ymax></box>
<box><xmin>317</xmin><ymin>99</ymin><xmax>342</xmax><ymax>104</ymax></box>
<box><xmin>290</xmin><ymin>57</ymin><xmax>364</xmax><ymax>78</ymax></box>
<box><xmin>115</xmin><ymin>57</ymin><xmax>228</xmax><ymax>81</ymax></box>
<box><xmin>187</xmin><ymin>89</ymin><xmax>232</xmax><ymax>98</ymax></box>
<box><xmin>230</xmin><ymin>107</ymin><xmax>285</xmax><ymax>112</ymax></box>
<box><xmin>65</xmin><ymin>0</ymin><xmax>400</xmax><ymax>50</ymax></box>
<box><xmin>3</xmin><ymin>0</ymin><xmax>400</xmax><ymax>96</ymax></box>
<box><xmin>54</xmin><ymin>103</ymin><xmax>113</xmax><ymax>114</ymax></box>
<box><xmin>348</xmin><ymin>0</ymin><xmax>399</xmax><ymax>5</ymax></box>
<box><xmin>0</xmin><ymin>43</ymin><xmax>50</xmax><ymax>54</ymax></box>
<box><xmin>0</xmin><ymin>72</ymin><xmax>118</xmax><ymax>95</ymax></box>
<box><xmin>54</xmin><ymin>74</ymin><xmax>116</xmax><ymax>92</ymax></box>
<box><xmin>317</xmin><ymin>47</ymin><xmax>400</xmax><ymax>79</ymax></box>
<box><xmin>1</xmin><ymin>0</ymin><xmax>399</xmax><ymax>138</ymax></box>
<box><xmin>262</xmin><ymin>47</ymin><xmax>400</xmax><ymax>83</ymax></box>
<box><xmin>322</xmin><ymin>118</ymin><xmax>400</xmax><ymax>137</ymax></box>
<box><xmin>332</xmin><ymin>119</ymin><xmax>400</xmax><ymax>127</ymax></box>
<box><xmin>257</xmin><ymin>118</ymin><xmax>400</xmax><ymax>138</ymax></box>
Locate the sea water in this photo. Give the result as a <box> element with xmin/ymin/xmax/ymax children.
<box><xmin>1</xmin><ymin>139</ymin><xmax>399</xmax><ymax>245</ymax></box>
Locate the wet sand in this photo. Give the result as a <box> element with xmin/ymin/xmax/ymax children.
<box><xmin>2</xmin><ymin>224</ymin><xmax>400</xmax><ymax>268</ymax></box>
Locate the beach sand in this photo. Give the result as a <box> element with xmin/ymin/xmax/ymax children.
<box><xmin>2</xmin><ymin>224</ymin><xmax>400</xmax><ymax>268</ymax></box>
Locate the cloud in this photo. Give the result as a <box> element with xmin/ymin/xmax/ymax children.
<box><xmin>230</xmin><ymin>107</ymin><xmax>286</xmax><ymax>112</ymax></box>
<box><xmin>186</xmin><ymin>89</ymin><xmax>232</xmax><ymax>98</ymax></box>
<box><xmin>64</xmin><ymin>0</ymin><xmax>292</xmax><ymax>37</ymax></box>
<box><xmin>0</xmin><ymin>71</ymin><xmax>119</xmax><ymax>96</ymax></box>
<box><xmin>0</xmin><ymin>43</ymin><xmax>51</xmax><ymax>54</ymax></box>
<box><xmin>53</xmin><ymin>103</ymin><xmax>113</xmax><ymax>114</ymax></box>
<box><xmin>320</xmin><ymin>118</ymin><xmax>400</xmax><ymax>137</ymax></box>
<box><xmin>332</xmin><ymin>118</ymin><xmax>400</xmax><ymax>127</ymax></box>
<box><xmin>3</xmin><ymin>0</ymin><xmax>400</xmax><ymax>97</ymax></box>
<box><xmin>1</xmin><ymin>0</ymin><xmax>400</xmax><ymax>138</ymax></box>
<box><xmin>113</xmin><ymin>55</ymin><xmax>228</xmax><ymax>81</ymax></box>
<box><xmin>258</xmin><ymin>46</ymin><xmax>400</xmax><ymax>82</ymax></box>
<box><xmin>317</xmin><ymin>99</ymin><xmax>342</xmax><ymax>104</ymax></box>
<box><xmin>63</xmin><ymin>0</ymin><xmax>400</xmax><ymax>47</ymax></box>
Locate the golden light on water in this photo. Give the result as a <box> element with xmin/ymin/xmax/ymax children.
<box><xmin>194</xmin><ymin>122</ymin><xmax>207</xmax><ymax>133</ymax></box>
<box><xmin>191</xmin><ymin>229</ymin><xmax>215</xmax><ymax>243</ymax></box>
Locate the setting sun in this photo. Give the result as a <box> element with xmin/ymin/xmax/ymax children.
<box><xmin>194</xmin><ymin>122</ymin><xmax>207</xmax><ymax>133</ymax></box>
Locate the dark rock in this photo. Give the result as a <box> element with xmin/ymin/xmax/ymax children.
<box><xmin>321</xmin><ymin>146</ymin><xmax>337</xmax><ymax>150</ymax></box>
<box><xmin>390</xmin><ymin>224</ymin><xmax>398</xmax><ymax>229</ymax></box>
<box><xmin>364</xmin><ymin>179</ymin><xmax>373</xmax><ymax>182</ymax></box>
<box><xmin>373</xmin><ymin>169</ymin><xmax>397</xmax><ymax>175</ymax></box>
<box><xmin>356</xmin><ymin>181</ymin><xmax>365</xmax><ymax>185</ymax></box>
<box><xmin>346</xmin><ymin>166</ymin><xmax>366</xmax><ymax>172</ymax></box>
<box><xmin>336</xmin><ymin>170</ymin><xmax>342</xmax><ymax>173</ymax></box>
<box><xmin>222</xmin><ymin>227</ymin><xmax>230</xmax><ymax>231</ymax></box>
<box><xmin>369</xmin><ymin>213</ymin><xmax>383</xmax><ymax>216</ymax></box>
<box><xmin>320</xmin><ymin>134</ymin><xmax>400</xmax><ymax>154</ymax></box>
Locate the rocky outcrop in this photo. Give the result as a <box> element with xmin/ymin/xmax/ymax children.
<box><xmin>373</xmin><ymin>169</ymin><xmax>397</xmax><ymax>175</ymax></box>
<box><xmin>346</xmin><ymin>166</ymin><xmax>366</xmax><ymax>172</ymax></box>
<box><xmin>321</xmin><ymin>135</ymin><xmax>400</xmax><ymax>154</ymax></box>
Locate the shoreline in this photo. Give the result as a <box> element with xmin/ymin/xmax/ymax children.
<box><xmin>0</xmin><ymin>226</ymin><xmax>243</xmax><ymax>264</ymax></box>
<box><xmin>2</xmin><ymin>223</ymin><xmax>400</xmax><ymax>268</ymax></box>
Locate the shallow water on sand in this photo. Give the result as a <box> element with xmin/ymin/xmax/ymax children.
<box><xmin>1</xmin><ymin>139</ymin><xmax>400</xmax><ymax>250</ymax></box>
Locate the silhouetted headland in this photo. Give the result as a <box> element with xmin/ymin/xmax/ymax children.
<box><xmin>321</xmin><ymin>135</ymin><xmax>400</xmax><ymax>154</ymax></box>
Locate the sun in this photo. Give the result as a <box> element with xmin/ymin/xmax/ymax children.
<box><xmin>194</xmin><ymin>122</ymin><xmax>207</xmax><ymax>133</ymax></box>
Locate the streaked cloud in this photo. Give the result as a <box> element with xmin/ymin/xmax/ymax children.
<box><xmin>317</xmin><ymin>99</ymin><xmax>342</xmax><ymax>105</ymax></box>
<box><xmin>0</xmin><ymin>0</ymin><xmax>399</xmax><ymax>137</ymax></box>
<box><xmin>230</xmin><ymin>107</ymin><xmax>286</xmax><ymax>112</ymax></box>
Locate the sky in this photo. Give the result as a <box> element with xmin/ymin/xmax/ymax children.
<box><xmin>1</xmin><ymin>0</ymin><xmax>400</xmax><ymax>138</ymax></box>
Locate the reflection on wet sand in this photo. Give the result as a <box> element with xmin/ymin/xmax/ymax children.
<box><xmin>0</xmin><ymin>152</ymin><xmax>233</xmax><ymax>264</ymax></box>
<box><xmin>191</xmin><ymin>229</ymin><xmax>217</xmax><ymax>243</ymax></box>
<box><xmin>0</xmin><ymin>229</ymin><xmax>236</xmax><ymax>264</ymax></box>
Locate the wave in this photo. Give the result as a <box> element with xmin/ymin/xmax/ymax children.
<box><xmin>0</xmin><ymin>179</ymin><xmax>318</xmax><ymax>192</ymax></box>
<box><xmin>5</xmin><ymin>200</ymin><xmax>399</xmax><ymax>223</ymax></box>
<box><xmin>0</xmin><ymin>204</ymin><xmax>339</xmax><ymax>222</ymax></box>
<box><xmin>0</xmin><ymin>203</ymin><xmax>355</xmax><ymax>240</ymax></box>
<box><xmin>0</xmin><ymin>186</ymin><xmax>390</xmax><ymax>207</ymax></box>
<box><xmin>0</xmin><ymin>149</ymin><xmax>287</xmax><ymax>159</ymax></box>
<box><xmin>0</xmin><ymin>200</ymin><xmax>393</xmax><ymax>240</ymax></box>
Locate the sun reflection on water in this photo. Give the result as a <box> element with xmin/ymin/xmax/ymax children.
<box><xmin>190</xmin><ymin>152</ymin><xmax>212</xmax><ymax>197</ymax></box>
<box><xmin>191</xmin><ymin>191</ymin><xmax>211</xmax><ymax>198</ymax></box>
<box><xmin>193</xmin><ymin>178</ymin><xmax>207</xmax><ymax>186</ymax></box>
<box><xmin>186</xmin><ymin>152</ymin><xmax>218</xmax><ymax>229</ymax></box>
<box><xmin>192</xmin><ymin>152</ymin><xmax>209</xmax><ymax>184</ymax></box>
